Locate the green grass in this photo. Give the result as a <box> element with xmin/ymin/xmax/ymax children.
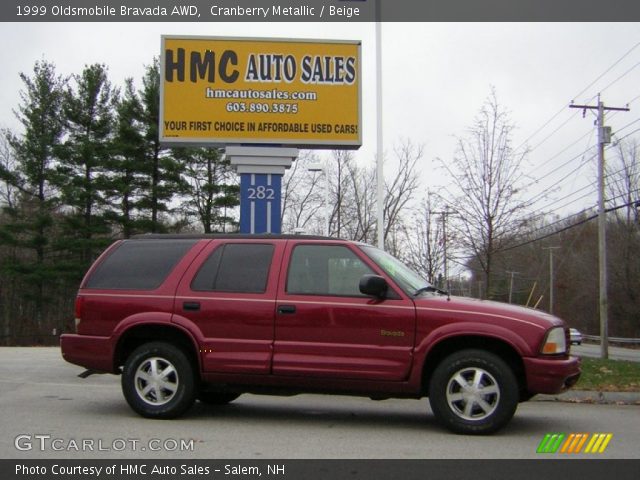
<box><xmin>574</xmin><ymin>358</ymin><xmax>640</xmax><ymax>392</ymax></box>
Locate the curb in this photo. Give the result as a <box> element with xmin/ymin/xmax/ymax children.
<box><xmin>534</xmin><ymin>390</ymin><xmax>640</xmax><ymax>405</ymax></box>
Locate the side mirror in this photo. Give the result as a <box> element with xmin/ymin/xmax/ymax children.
<box><xmin>359</xmin><ymin>274</ymin><xmax>388</xmax><ymax>299</ymax></box>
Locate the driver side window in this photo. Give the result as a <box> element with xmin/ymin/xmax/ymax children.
<box><xmin>286</xmin><ymin>245</ymin><xmax>374</xmax><ymax>297</ymax></box>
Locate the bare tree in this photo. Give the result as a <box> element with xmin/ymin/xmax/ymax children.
<box><xmin>342</xmin><ymin>158</ymin><xmax>378</xmax><ymax>243</ymax></box>
<box><xmin>607</xmin><ymin>139</ymin><xmax>639</xmax><ymax>223</ymax></box>
<box><xmin>339</xmin><ymin>140</ymin><xmax>421</xmax><ymax>247</ymax></box>
<box><xmin>0</xmin><ymin>134</ymin><xmax>18</xmax><ymax>209</ymax></box>
<box><xmin>282</xmin><ymin>143</ymin><xmax>421</xmax><ymax>246</ymax></box>
<box><xmin>327</xmin><ymin>150</ymin><xmax>352</xmax><ymax>238</ymax></box>
<box><xmin>383</xmin><ymin>139</ymin><xmax>422</xmax><ymax>246</ymax></box>
<box><xmin>438</xmin><ymin>89</ymin><xmax>530</xmax><ymax>297</ymax></box>
<box><xmin>282</xmin><ymin>150</ymin><xmax>377</xmax><ymax>241</ymax></box>
<box><xmin>399</xmin><ymin>192</ymin><xmax>445</xmax><ymax>284</ymax></box>
<box><xmin>281</xmin><ymin>151</ymin><xmax>324</xmax><ymax>234</ymax></box>
<box><xmin>606</xmin><ymin>139</ymin><xmax>640</xmax><ymax>336</ymax></box>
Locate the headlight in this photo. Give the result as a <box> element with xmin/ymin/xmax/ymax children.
<box><xmin>541</xmin><ymin>327</ymin><xmax>567</xmax><ymax>355</ymax></box>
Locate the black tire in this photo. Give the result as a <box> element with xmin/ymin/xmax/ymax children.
<box><xmin>198</xmin><ymin>391</ymin><xmax>241</xmax><ymax>405</ymax></box>
<box><xmin>121</xmin><ymin>342</ymin><xmax>196</xmax><ymax>419</ymax></box>
<box><xmin>428</xmin><ymin>349</ymin><xmax>519</xmax><ymax>435</ymax></box>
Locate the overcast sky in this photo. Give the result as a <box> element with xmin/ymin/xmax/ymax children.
<box><xmin>1</xmin><ymin>22</ymin><xmax>639</xmax><ymax>220</ymax></box>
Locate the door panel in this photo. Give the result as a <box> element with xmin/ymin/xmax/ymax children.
<box><xmin>274</xmin><ymin>243</ymin><xmax>416</xmax><ymax>381</ymax></box>
<box><xmin>174</xmin><ymin>240</ymin><xmax>282</xmax><ymax>374</ymax></box>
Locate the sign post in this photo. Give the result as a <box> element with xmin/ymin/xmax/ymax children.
<box><xmin>239</xmin><ymin>173</ymin><xmax>282</xmax><ymax>234</ymax></box>
<box><xmin>225</xmin><ymin>146</ymin><xmax>298</xmax><ymax>234</ymax></box>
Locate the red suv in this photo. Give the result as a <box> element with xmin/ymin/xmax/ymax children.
<box><xmin>61</xmin><ymin>235</ymin><xmax>580</xmax><ymax>434</ymax></box>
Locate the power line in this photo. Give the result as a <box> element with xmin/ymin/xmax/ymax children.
<box><xmin>610</xmin><ymin>116</ymin><xmax>640</xmax><ymax>135</ymax></box>
<box><xmin>545</xmin><ymin>187</ymin><xmax>636</xmax><ymax>245</ymax></box>
<box><xmin>522</xmin><ymin>183</ymin><xmax>639</xmax><ymax>248</ymax></box>
<box><xmin>521</xmin><ymin>116</ymin><xmax>640</xmax><ymax>216</ymax></box>
<box><xmin>446</xmin><ymin>199</ymin><xmax>638</xmax><ymax>299</ymax></box>
<box><xmin>514</xmin><ymin>41</ymin><xmax>640</xmax><ymax>155</ymax></box>
<box><xmin>598</xmin><ymin>60</ymin><xmax>640</xmax><ymax>97</ymax></box>
<box><xmin>532</xmin><ymin>178</ymin><xmax>598</xmax><ymax>212</ymax></box>
<box><xmin>520</xmin><ymin>104</ymin><xmax>639</xmax><ymax>197</ymax></box>
<box><xmin>522</xmin><ymin>148</ymin><xmax>596</xmax><ymax>206</ymax></box>
<box><xmin>526</xmin><ymin>159</ymin><xmax>639</xmax><ymax>216</ymax></box>
<box><xmin>607</xmin><ymin>92</ymin><xmax>640</xmax><ymax>121</ymax></box>
<box><xmin>511</xmin><ymin>42</ymin><xmax>640</xmax><ymax>209</ymax></box>
<box><xmin>527</xmin><ymin>122</ymin><xmax>593</xmax><ymax>173</ymax></box>
<box><xmin>574</xmin><ymin>41</ymin><xmax>640</xmax><ymax>103</ymax></box>
<box><xmin>534</xmin><ymin>189</ymin><xmax>597</xmax><ymax>215</ymax></box>
<box><xmin>528</xmin><ymin>110</ymin><xmax>583</xmax><ymax>154</ymax></box>
<box><xmin>452</xmin><ymin>177</ymin><xmax>639</xmax><ymax>260</ymax></box>
<box><xmin>497</xmin><ymin>200</ymin><xmax>637</xmax><ymax>254</ymax></box>
<box><xmin>514</xmin><ymin>106</ymin><xmax>574</xmax><ymax>155</ymax></box>
<box><xmin>612</xmin><ymin>126</ymin><xmax>640</xmax><ymax>143</ymax></box>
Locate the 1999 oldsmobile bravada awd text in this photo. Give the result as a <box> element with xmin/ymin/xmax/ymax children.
<box><xmin>61</xmin><ymin>235</ymin><xmax>580</xmax><ymax>434</ymax></box>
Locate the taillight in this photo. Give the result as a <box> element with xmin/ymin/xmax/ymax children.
<box><xmin>74</xmin><ymin>296</ymin><xmax>84</xmax><ymax>331</ymax></box>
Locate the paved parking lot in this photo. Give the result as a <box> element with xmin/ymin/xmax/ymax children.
<box><xmin>1</xmin><ymin>347</ymin><xmax>639</xmax><ymax>459</ymax></box>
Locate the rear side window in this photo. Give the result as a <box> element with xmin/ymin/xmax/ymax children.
<box><xmin>191</xmin><ymin>243</ymin><xmax>274</xmax><ymax>293</ymax></box>
<box><xmin>85</xmin><ymin>240</ymin><xmax>197</xmax><ymax>290</ymax></box>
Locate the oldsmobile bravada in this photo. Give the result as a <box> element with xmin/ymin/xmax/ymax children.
<box><xmin>61</xmin><ymin>235</ymin><xmax>580</xmax><ymax>434</ymax></box>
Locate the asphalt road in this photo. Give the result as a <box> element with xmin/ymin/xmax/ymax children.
<box><xmin>572</xmin><ymin>343</ymin><xmax>640</xmax><ymax>362</ymax></box>
<box><xmin>1</xmin><ymin>347</ymin><xmax>639</xmax><ymax>459</ymax></box>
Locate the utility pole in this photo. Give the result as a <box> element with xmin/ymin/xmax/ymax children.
<box><xmin>430</xmin><ymin>206</ymin><xmax>458</xmax><ymax>291</ymax></box>
<box><xmin>570</xmin><ymin>96</ymin><xmax>629</xmax><ymax>359</ymax></box>
<box><xmin>542</xmin><ymin>247</ymin><xmax>560</xmax><ymax>314</ymax></box>
<box><xmin>507</xmin><ymin>271</ymin><xmax>518</xmax><ymax>304</ymax></box>
<box><xmin>375</xmin><ymin>0</ymin><xmax>384</xmax><ymax>250</ymax></box>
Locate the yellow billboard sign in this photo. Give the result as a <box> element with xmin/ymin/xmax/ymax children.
<box><xmin>160</xmin><ymin>35</ymin><xmax>361</xmax><ymax>149</ymax></box>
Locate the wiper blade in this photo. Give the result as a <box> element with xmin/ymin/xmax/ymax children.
<box><xmin>413</xmin><ymin>286</ymin><xmax>449</xmax><ymax>296</ymax></box>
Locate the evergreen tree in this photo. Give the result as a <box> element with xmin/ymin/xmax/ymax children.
<box><xmin>57</xmin><ymin>63</ymin><xmax>116</xmax><ymax>262</ymax></box>
<box><xmin>106</xmin><ymin>78</ymin><xmax>147</xmax><ymax>238</ymax></box>
<box><xmin>174</xmin><ymin>147</ymin><xmax>239</xmax><ymax>233</ymax></box>
<box><xmin>0</xmin><ymin>61</ymin><xmax>66</xmax><ymax>329</ymax></box>
<box><xmin>137</xmin><ymin>59</ymin><xmax>187</xmax><ymax>233</ymax></box>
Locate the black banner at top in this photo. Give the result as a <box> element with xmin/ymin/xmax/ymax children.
<box><xmin>1</xmin><ymin>0</ymin><xmax>640</xmax><ymax>22</ymax></box>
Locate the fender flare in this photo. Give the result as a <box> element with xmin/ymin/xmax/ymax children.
<box><xmin>111</xmin><ymin>313</ymin><xmax>204</xmax><ymax>372</ymax></box>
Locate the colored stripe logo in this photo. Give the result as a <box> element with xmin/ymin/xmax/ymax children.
<box><xmin>537</xmin><ymin>433</ymin><xmax>613</xmax><ymax>454</ymax></box>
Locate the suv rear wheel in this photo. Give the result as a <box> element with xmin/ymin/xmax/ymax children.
<box><xmin>428</xmin><ymin>349</ymin><xmax>519</xmax><ymax>435</ymax></box>
<box><xmin>121</xmin><ymin>342</ymin><xmax>196</xmax><ymax>419</ymax></box>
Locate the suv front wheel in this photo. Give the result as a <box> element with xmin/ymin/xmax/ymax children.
<box><xmin>428</xmin><ymin>349</ymin><xmax>519</xmax><ymax>435</ymax></box>
<box><xmin>121</xmin><ymin>342</ymin><xmax>196</xmax><ymax>419</ymax></box>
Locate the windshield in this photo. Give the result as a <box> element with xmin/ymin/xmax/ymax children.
<box><xmin>360</xmin><ymin>245</ymin><xmax>431</xmax><ymax>295</ymax></box>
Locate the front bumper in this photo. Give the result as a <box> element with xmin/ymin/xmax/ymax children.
<box><xmin>60</xmin><ymin>334</ymin><xmax>116</xmax><ymax>373</ymax></box>
<box><xmin>523</xmin><ymin>355</ymin><xmax>581</xmax><ymax>394</ymax></box>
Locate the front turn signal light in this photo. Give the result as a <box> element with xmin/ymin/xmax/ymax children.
<box><xmin>541</xmin><ymin>327</ymin><xmax>567</xmax><ymax>355</ymax></box>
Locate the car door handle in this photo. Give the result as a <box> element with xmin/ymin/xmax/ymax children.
<box><xmin>277</xmin><ymin>305</ymin><xmax>296</xmax><ymax>314</ymax></box>
<box><xmin>183</xmin><ymin>301</ymin><xmax>201</xmax><ymax>311</ymax></box>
